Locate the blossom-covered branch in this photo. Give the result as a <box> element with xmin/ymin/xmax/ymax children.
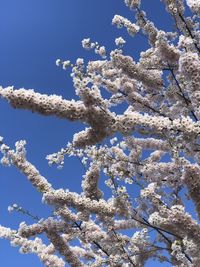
<box><xmin>1</xmin><ymin>0</ymin><xmax>200</xmax><ymax>266</ymax></box>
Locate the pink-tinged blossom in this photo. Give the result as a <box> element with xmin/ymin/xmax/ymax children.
<box><xmin>46</xmin><ymin>231</ymin><xmax>84</xmax><ymax>267</ymax></box>
<box><xmin>0</xmin><ymin>86</ymin><xmax>87</xmax><ymax>121</ymax></box>
<box><xmin>124</xmin><ymin>0</ymin><xmax>141</xmax><ymax>9</ymax></box>
<box><xmin>179</xmin><ymin>52</ymin><xmax>200</xmax><ymax>119</ymax></box>
<box><xmin>112</xmin><ymin>15</ymin><xmax>140</xmax><ymax>36</ymax></box>
<box><xmin>111</xmin><ymin>53</ymin><xmax>163</xmax><ymax>89</ymax></box>
<box><xmin>182</xmin><ymin>164</ymin><xmax>200</xmax><ymax>219</ymax></box>
<box><xmin>43</xmin><ymin>189</ymin><xmax>115</xmax><ymax>217</ymax></box>
<box><xmin>155</xmin><ymin>31</ymin><xmax>180</xmax><ymax>64</ymax></box>
<box><xmin>81</xmin><ymin>163</ymin><xmax>103</xmax><ymax>200</ymax></box>
<box><xmin>162</xmin><ymin>0</ymin><xmax>185</xmax><ymax>15</ymax></box>
<box><xmin>0</xmin><ymin>226</ymin><xmax>65</xmax><ymax>267</ymax></box>
<box><xmin>115</xmin><ymin>37</ymin><xmax>126</xmax><ymax>47</ymax></box>
<box><xmin>0</xmin><ymin>142</ymin><xmax>52</xmax><ymax>193</ymax></box>
<box><xmin>1</xmin><ymin>0</ymin><xmax>200</xmax><ymax>265</ymax></box>
<box><xmin>186</xmin><ymin>0</ymin><xmax>200</xmax><ymax>16</ymax></box>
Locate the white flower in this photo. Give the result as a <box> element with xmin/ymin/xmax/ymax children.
<box><xmin>124</xmin><ymin>0</ymin><xmax>141</xmax><ymax>9</ymax></box>
<box><xmin>81</xmin><ymin>157</ymin><xmax>88</xmax><ymax>165</ymax></box>
<box><xmin>82</xmin><ymin>38</ymin><xmax>91</xmax><ymax>49</ymax></box>
<box><xmin>115</xmin><ymin>37</ymin><xmax>126</xmax><ymax>46</ymax></box>
<box><xmin>110</xmin><ymin>137</ymin><xmax>118</xmax><ymax>145</ymax></box>
<box><xmin>112</xmin><ymin>15</ymin><xmax>140</xmax><ymax>36</ymax></box>
<box><xmin>55</xmin><ymin>59</ymin><xmax>61</xmax><ymax>66</ymax></box>
<box><xmin>76</xmin><ymin>58</ymin><xmax>84</xmax><ymax>65</ymax></box>
<box><xmin>0</xmin><ymin>144</ymin><xmax>9</xmax><ymax>152</ymax></box>
<box><xmin>8</xmin><ymin>206</ymin><xmax>14</xmax><ymax>212</ymax></box>
<box><xmin>186</xmin><ymin>0</ymin><xmax>200</xmax><ymax>15</ymax></box>
<box><xmin>62</xmin><ymin>60</ymin><xmax>71</xmax><ymax>70</ymax></box>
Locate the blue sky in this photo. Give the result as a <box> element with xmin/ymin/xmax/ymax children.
<box><xmin>0</xmin><ymin>0</ymin><xmax>180</xmax><ymax>266</ymax></box>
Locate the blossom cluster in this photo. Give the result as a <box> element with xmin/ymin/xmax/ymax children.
<box><xmin>186</xmin><ymin>0</ymin><xmax>200</xmax><ymax>16</ymax></box>
<box><xmin>0</xmin><ymin>0</ymin><xmax>200</xmax><ymax>266</ymax></box>
<box><xmin>112</xmin><ymin>15</ymin><xmax>140</xmax><ymax>36</ymax></box>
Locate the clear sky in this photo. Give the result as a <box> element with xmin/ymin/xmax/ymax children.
<box><xmin>0</xmin><ymin>0</ymin><xmax>179</xmax><ymax>266</ymax></box>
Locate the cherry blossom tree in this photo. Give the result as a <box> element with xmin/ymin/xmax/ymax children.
<box><xmin>0</xmin><ymin>0</ymin><xmax>200</xmax><ymax>266</ymax></box>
